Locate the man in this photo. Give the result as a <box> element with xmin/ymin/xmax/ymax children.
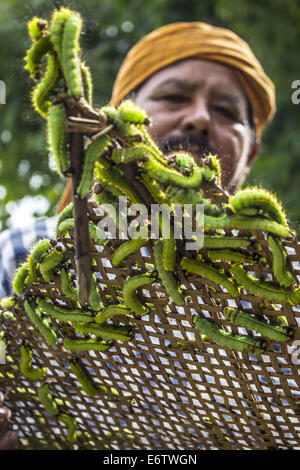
<box><xmin>0</xmin><ymin>21</ymin><xmax>275</xmax><ymax>449</ymax></box>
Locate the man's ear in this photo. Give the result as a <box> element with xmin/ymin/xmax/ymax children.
<box><xmin>247</xmin><ymin>138</ymin><xmax>260</xmax><ymax>166</ymax></box>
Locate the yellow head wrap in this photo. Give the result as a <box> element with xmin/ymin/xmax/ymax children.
<box><xmin>110</xmin><ymin>22</ymin><xmax>276</xmax><ymax>136</ymax></box>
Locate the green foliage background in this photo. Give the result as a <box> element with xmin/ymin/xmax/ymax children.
<box><xmin>0</xmin><ymin>0</ymin><xmax>299</xmax><ymax>234</ymax></box>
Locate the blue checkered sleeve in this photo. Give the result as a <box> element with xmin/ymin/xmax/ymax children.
<box><xmin>0</xmin><ymin>215</ymin><xmax>58</xmax><ymax>298</ymax></box>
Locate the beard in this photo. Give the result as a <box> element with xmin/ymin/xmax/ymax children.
<box><xmin>158</xmin><ymin>134</ymin><xmax>220</xmax><ymax>164</ymax></box>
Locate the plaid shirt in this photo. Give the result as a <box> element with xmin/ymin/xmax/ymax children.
<box><xmin>0</xmin><ymin>216</ymin><xmax>58</xmax><ymax>299</ymax></box>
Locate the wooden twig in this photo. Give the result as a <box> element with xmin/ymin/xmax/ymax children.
<box><xmin>66</xmin><ymin>118</ymin><xmax>114</xmax><ymax>143</ymax></box>
<box><xmin>56</xmin><ymin>92</ymin><xmax>107</xmax><ymax>122</ymax></box>
<box><xmin>88</xmin><ymin>124</ymin><xmax>114</xmax><ymax>142</ymax></box>
<box><xmin>67</xmin><ymin>116</ymin><xmax>104</xmax><ymax>126</ymax></box>
<box><xmin>69</xmin><ymin>131</ymin><xmax>93</xmax><ymax>306</ymax></box>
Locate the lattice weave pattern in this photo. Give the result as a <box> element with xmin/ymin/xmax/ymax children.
<box><xmin>1</xmin><ymin>203</ymin><xmax>300</xmax><ymax>451</ymax></box>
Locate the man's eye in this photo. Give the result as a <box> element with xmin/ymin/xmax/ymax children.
<box><xmin>161</xmin><ymin>94</ymin><xmax>187</xmax><ymax>103</ymax></box>
<box><xmin>214</xmin><ymin>106</ymin><xmax>236</xmax><ymax>120</ymax></box>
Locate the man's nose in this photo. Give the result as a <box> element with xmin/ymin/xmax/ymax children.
<box><xmin>180</xmin><ymin>98</ymin><xmax>211</xmax><ymax>137</ymax></box>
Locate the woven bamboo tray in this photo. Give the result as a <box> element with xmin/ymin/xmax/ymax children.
<box><xmin>1</xmin><ymin>201</ymin><xmax>300</xmax><ymax>451</ymax></box>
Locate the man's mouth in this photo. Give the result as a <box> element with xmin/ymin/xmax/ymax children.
<box><xmin>158</xmin><ymin>135</ymin><xmax>219</xmax><ymax>162</ymax></box>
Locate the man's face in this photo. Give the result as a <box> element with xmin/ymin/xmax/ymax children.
<box><xmin>134</xmin><ymin>59</ymin><xmax>258</xmax><ymax>192</ymax></box>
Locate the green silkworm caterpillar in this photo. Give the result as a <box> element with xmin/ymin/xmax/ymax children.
<box><xmin>200</xmin><ymin>213</ymin><xmax>234</xmax><ymax>232</ymax></box>
<box><xmin>162</xmin><ymin>235</ymin><xmax>177</xmax><ymax>271</ymax></box>
<box><xmin>236</xmin><ymin>207</ymin><xmax>259</xmax><ymax>216</ymax></box>
<box><xmin>55</xmin><ymin>202</ymin><xmax>73</xmax><ymax>237</ymax></box>
<box><xmin>231</xmin><ymin>215</ymin><xmax>293</xmax><ymax>239</ymax></box>
<box><xmin>0</xmin><ymin>296</ymin><xmax>15</xmax><ymax>310</ymax></box>
<box><xmin>153</xmin><ymin>239</ymin><xmax>185</xmax><ymax>306</ymax></box>
<box><xmin>60</xmin><ymin>268</ymin><xmax>78</xmax><ymax>301</ymax></box>
<box><xmin>37</xmin><ymin>297</ymin><xmax>94</xmax><ymax>323</ymax></box>
<box><xmin>111</xmin><ymin>143</ymin><xmax>151</xmax><ymax>165</ymax></box>
<box><xmin>111</xmin><ymin>238</ymin><xmax>148</xmax><ymax>266</ymax></box>
<box><xmin>139</xmin><ymin>126</ymin><xmax>165</xmax><ymax>163</ymax></box>
<box><xmin>289</xmin><ymin>286</ymin><xmax>300</xmax><ymax>306</ymax></box>
<box><xmin>94</xmin><ymin>163</ymin><xmax>145</xmax><ymax>205</ymax></box>
<box><xmin>172</xmin><ymin>152</ymin><xmax>196</xmax><ymax>169</ymax></box>
<box><xmin>170</xmin><ymin>152</ymin><xmax>217</xmax><ymax>182</ymax></box>
<box><xmin>12</xmin><ymin>262</ymin><xmax>30</xmax><ymax>295</ymax></box>
<box><xmin>0</xmin><ymin>331</ymin><xmax>7</xmax><ymax>346</ymax></box>
<box><xmin>27</xmin><ymin>17</ymin><xmax>49</xmax><ymax>41</ymax></box>
<box><xmin>203</xmin><ymin>235</ymin><xmax>252</xmax><ymax>249</ymax></box>
<box><xmin>76</xmin><ymin>133</ymin><xmax>111</xmax><ymax>198</ymax></box>
<box><xmin>70</xmin><ymin>358</ymin><xmax>99</xmax><ymax>397</ymax></box>
<box><xmin>143</xmin><ymin>156</ymin><xmax>207</xmax><ymax>190</ymax></box>
<box><xmin>165</xmin><ymin>185</ymin><xmax>224</xmax><ymax>216</ymax></box>
<box><xmin>203</xmin><ymin>154</ymin><xmax>222</xmax><ymax>184</ymax></box>
<box><xmin>93</xmin><ymin>175</ymin><xmax>124</xmax><ymax>200</ymax></box>
<box><xmin>228</xmin><ymin>187</ymin><xmax>288</xmax><ymax>228</ymax></box>
<box><xmin>277</xmin><ymin>315</ymin><xmax>289</xmax><ymax>326</ymax></box>
<box><xmin>39</xmin><ymin>248</ymin><xmax>64</xmax><ymax>282</ymax></box>
<box><xmin>180</xmin><ymin>256</ymin><xmax>239</xmax><ymax>298</ymax></box>
<box><xmin>200</xmin><ymin>213</ymin><xmax>293</xmax><ymax>239</ymax></box>
<box><xmin>38</xmin><ymin>381</ymin><xmax>59</xmax><ymax>415</ymax></box>
<box><xmin>86</xmin><ymin>139</ymin><xmax>112</xmax><ymax>170</ymax></box>
<box><xmin>101</xmin><ymin>105</ymin><xmax>141</xmax><ymax>138</ymax></box>
<box><xmin>267</xmin><ymin>235</ymin><xmax>295</xmax><ymax>288</ymax></box>
<box><xmin>203</xmin><ymin>201</ymin><xmax>225</xmax><ymax>218</ymax></box>
<box><xmin>25</xmin><ymin>255</ymin><xmax>39</xmax><ymax>285</ymax></box>
<box><xmin>193</xmin><ymin>316</ymin><xmax>266</xmax><ymax>355</ymax></box>
<box><xmin>206</xmin><ymin>249</ymin><xmax>257</xmax><ymax>265</ymax></box>
<box><xmin>95</xmin><ymin>305</ymin><xmax>132</xmax><ymax>325</ymax></box>
<box><xmin>93</xmin><ymin>186</ymin><xmax>119</xmax><ymax>204</ymax></box>
<box><xmin>73</xmin><ymin>322</ymin><xmax>133</xmax><ymax>342</ymax></box>
<box><xmin>47</xmin><ymin>103</ymin><xmax>70</xmax><ymax>175</ymax></box>
<box><xmin>63</xmin><ymin>337</ymin><xmax>112</xmax><ymax>352</ymax></box>
<box><xmin>1</xmin><ymin>311</ymin><xmax>16</xmax><ymax>321</ymax></box>
<box><xmin>224</xmin><ymin>307</ymin><xmax>293</xmax><ymax>342</ymax></box>
<box><xmin>61</xmin><ymin>12</ymin><xmax>83</xmax><ymax>99</ymax></box>
<box><xmin>122</xmin><ymin>273</ymin><xmax>157</xmax><ymax>315</ymax></box>
<box><xmin>31</xmin><ymin>52</ymin><xmax>61</xmax><ymax>118</ymax></box>
<box><xmin>80</xmin><ymin>61</ymin><xmax>93</xmax><ymax>105</ymax></box>
<box><xmin>49</xmin><ymin>7</ymin><xmax>73</xmax><ymax>61</ymax></box>
<box><xmin>138</xmin><ymin>171</ymin><xmax>170</xmax><ymax>205</ymax></box>
<box><xmin>19</xmin><ymin>342</ymin><xmax>46</xmax><ymax>380</ymax></box>
<box><xmin>57</xmin><ymin>412</ymin><xmax>77</xmax><ymax>443</ymax></box>
<box><xmin>24</xmin><ymin>34</ymin><xmax>53</xmax><ymax>79</ymax></box>
<box><xmin>30</xmin><ymin>238</ymin><xmax>53</xmax><ymax>263</ymax></box>
<box><xmin>85</xmin><ymin>218</ymin><xmax>108</xmax><ymax>245</ymax></box>
<box><xmin>88</xmin><ymin>272</ymin><xmax>103</xmax><ymax>311</ymax></box>
<box><xmin>24</xmin><ymin>299</ymin><xmax>57</xmax><ymax>347</ymax></box>
<box><xmin>56</xmin><ymin>216</ymin><xmax>77</xmax><ymax>236</ymax></box>
<box><xmin>56</xmin><ymin>218</ymin><xmax>107</xmax><ymax>245</ymax></box>
<box><xmin>118</xmin><ymin>99</ymin><xmax>149</xmax><ymax>125</ymax></box>
<box><xmin>165</xmin><ymin>185</ymin><xmax>203</xmax><ymax>206</ymax></box>
<box><xmin>230</xmin><ymin>264</ymin><xmax>291</xmax><ymax>304</ymax></box>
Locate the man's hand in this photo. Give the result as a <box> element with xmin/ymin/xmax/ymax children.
<box><xmin>0</xmin><ymin>392</ymin><xmax>18</xmax><ymax>450</ymax></box>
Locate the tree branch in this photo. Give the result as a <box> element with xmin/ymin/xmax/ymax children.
<box><xmin>69</xmin><ymin>128</ymin><xmax>92</xmax><ymax>306</ymax></box>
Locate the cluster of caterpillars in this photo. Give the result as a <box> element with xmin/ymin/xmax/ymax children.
<box><xmin>0</xmin><ymin>6</ymin><xmax>299</xmax><ymax>444</ymax></box>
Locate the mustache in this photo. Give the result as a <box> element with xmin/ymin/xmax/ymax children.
<box><xmin>158</xmin><ymin>134</ymin><xmax>219</xmax><ymax>158</ymax></box>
